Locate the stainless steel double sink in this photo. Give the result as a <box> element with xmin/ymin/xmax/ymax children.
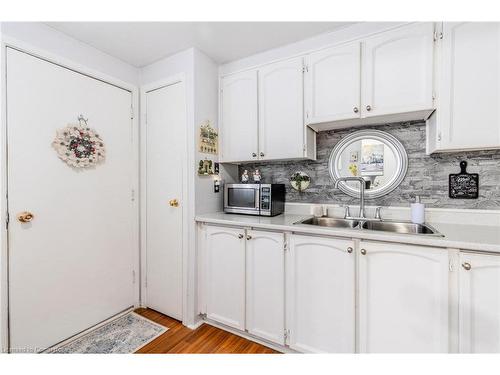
<box><xmin>295</xmin><ymin>217</ymin><xmax>443</xmax><ymax>236</ymax></box>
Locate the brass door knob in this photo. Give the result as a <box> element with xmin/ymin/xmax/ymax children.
<box><xmin>169</xmin><ymin>199</ymin><xmax>179</xmax><ymax>207</ymax></box>
<box><xmin>18</xmin><ymin>211</ymin><xmax>34</xmax><ymax>223</ymax></box>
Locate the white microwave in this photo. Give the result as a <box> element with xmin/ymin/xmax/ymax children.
<box><xmin>223</xmin><ymin>183</ymin><xmax>285</xmax><ymax>216</ymax></box>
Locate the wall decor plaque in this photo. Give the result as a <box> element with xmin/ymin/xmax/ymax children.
<box><xmin>449</xmin><ymin>161</ymin><xmax>479</xmax><ymax>199</ymax></box>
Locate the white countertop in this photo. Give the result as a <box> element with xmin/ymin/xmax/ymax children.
<box><xmin>195</xmin><ymin>212</ymin><xmax>500</xmax><ymax>253</ymax></box>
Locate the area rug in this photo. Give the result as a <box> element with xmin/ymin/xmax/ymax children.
<box><xmin>47</xmin><ymin>312</ymin><xmax>168</xmax><ymax>354</ymax></box>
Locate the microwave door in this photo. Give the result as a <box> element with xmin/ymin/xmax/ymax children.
<box><xmin>225</xmin><ymin>185</ymin><xmax>260</xmax><ymax>214</ymax></box>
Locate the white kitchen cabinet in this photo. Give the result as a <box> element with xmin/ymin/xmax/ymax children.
<box><xmin>361</xmin><ymin>22</ymin><xmax>434</xmax><ymax>118</ymax></box>
<box><xmin>258</xmin><ymin>56</ymin><xmax>311</xmax><ymax>161</ymax></box>
<box><xmin>246</xmin><ymin>230</ymin><xmax>285</xmax><ymax>345</ymax></box>
<box><xmin>204</xmin><ymin>225</ymin><xmax>246</xmax><ymax>330</ymax></box>
<box><xmin>459</xmin><ymin>252</ymin><xmax>500</xmax><ymax>353</ymax></box>
<box><xmin>357</xmin><ymin>241</ymin><xmax>449</xmax><ymax>353</ymax></box>
<box><xmin>305</xmin><ymin>42</ymin><xmax>361</xmax><ymax>124</ymax></box>
<box><xmin>219</xmin><ymin>70</ymin><xmax>259</xmax><ymax>163</ymax></box>
<box><xmin>287</xmin><ymin>235</ymin><xmax>355</xmax><ymax>353</ymax></box>
<box><xmin>427</xmin><ymin>22</ymin><xmax>500</xmax><ymax>153</ymax></box>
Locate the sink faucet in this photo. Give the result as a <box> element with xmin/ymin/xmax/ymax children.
<box><xmin>335</xmin><ymin>177</ymin><xmax>366</xmax><ymax>219</ymax></box>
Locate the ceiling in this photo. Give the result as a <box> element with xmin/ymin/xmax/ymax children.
<box><xmin>46</xmin><ymin>22</ymin><xmax>352</xmax><ymax>67</ymax></box>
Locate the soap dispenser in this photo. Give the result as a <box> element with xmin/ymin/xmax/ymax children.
<box><xmin>411</xmin><ymin>196</ymin><xmax>425</xmax><ymax>224</ymax></box>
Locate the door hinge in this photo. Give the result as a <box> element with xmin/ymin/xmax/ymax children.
<box><xmin>433</xmin><ymin>30</ymin><xmax>443</xmax><ymax>42</ymax></box>
<box><xmin>199</xmin><ymin>313</ymin><xmax>207</xmax><ymax>319</ymax></box>
<box><xmin>437</xmin><ymin>132</ymin><xmax>442</xmax><ymax>142</ymax></box>
<box><xmin>449</xmin><ymin>259</ymin><xmax>454</xmax><ymax>272</ymax></box>
<box><xmin>131</xmin><ymin>189</ymin><xmax>135</xmax><ymax>202</ymax></box>
<box><xmin>284</xmin><ymin>328</ymin><xmax>290</xmax><ymax>341</ymax></box>
<box><xmin>302</xmin><ymin>65</ymin><xmax>308</xmax><ymax>73</ymax></box>
<box><xmin>5</xmin><ymin>211</ymin><xmax>9</xmax><ymax>230</ymax></box>
<box><xmin>132</xmin><ymin>270</ymin><xmax>136</xmax><ymax>284</ymax></box>
<box><xmin>130</xmin><ymin>105</ymin><xmax>134</xmax><ymax>119</ymax></box>
<box><xmin>284</xmin><ymin>242</ymin><xmax>288</xmax><ymax>252</ymax></box>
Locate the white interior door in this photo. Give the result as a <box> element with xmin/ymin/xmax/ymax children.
<box><xmin>145</xmin><ymin>82</ymin><xmax>185</xmax><ymax>320</ymax></box>
<box><xmin>7</xmin><ymin>48</ymin><xmax>136</xmax><ymax>351</ymax></box>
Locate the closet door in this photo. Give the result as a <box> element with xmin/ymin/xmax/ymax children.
<box><xmin>258</xmin><ymin>57</ymin><xmax>305</xmax><ymax>160</ymax></box>
<box><xmin>7</xmin><ymin>48</ymin><xmax>135</xmax><ymax>351</ymax></box>
<box><xmin>145</xmin><ymin>81</ymin><xmax>186</xmax><ymax>320</ymax></box>
<box><xmin>305</xmin><ymin>42</ymin><xmax>361</xmax><ymax>124</ymax></box>
<box><xmin>361</xmin><ymin>23</ymin><xmax>434</xmax><ymax>118</ymax></box>
<box><xmin>220</xmin><ymin>71</ymin><xmax>259</xmax><ymax>163</ymax></box>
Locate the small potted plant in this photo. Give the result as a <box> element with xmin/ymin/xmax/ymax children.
<box><xmin>290</xmin><ymin>171</ymin><xmax>311</xmax><ymax>192</ymax></box>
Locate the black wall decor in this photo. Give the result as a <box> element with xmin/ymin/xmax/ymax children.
<box><xmin>449</xmin><ymin>161</ymin><xmax>479</xmax><ymax>199</ymax></box>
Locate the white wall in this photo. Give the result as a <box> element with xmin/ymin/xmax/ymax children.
<box><xmin>219</xmin><ymin>22</ymin><xmax>407</xmax><ymax>76</ymax></box>
<box><xmin>1</xmin><ymin>22</ymin><xmax>140</xmax><ymax>85</ymax></box>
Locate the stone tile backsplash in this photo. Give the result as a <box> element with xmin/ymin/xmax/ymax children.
<box><xmin>237</xmin><ymin>121</ymin><xmax>500</xmax><ymax>209</ymax></box>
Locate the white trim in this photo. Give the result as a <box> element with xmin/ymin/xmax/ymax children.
<box><xmin>140</xmin><ymin>74</ymin><xmax>190</xmax><ymax>325</ymax></box>
<box><xmin>0</xmin><ymin>39</ymin><xmax>141</xmax><ymax>352</ymax></box>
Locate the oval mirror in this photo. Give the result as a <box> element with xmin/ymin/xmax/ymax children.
<box><xmin>328</xmin><ymin>130</ymin><xmax>408</xmax><ymax>199</ymax></box>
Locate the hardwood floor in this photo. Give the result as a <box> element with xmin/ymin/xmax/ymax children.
<box><xmin>134</xmin><ymin>308</ymin><xmax>280</xmax><ymax>354</ymax></box>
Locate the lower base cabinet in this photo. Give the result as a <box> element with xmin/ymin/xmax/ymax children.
<box><xmin>204</xmin><ymin>226</ymin><xmax>246</xmax><ymax>330</ymax></box>
<box><xmin>287</xmin><ymin>235</ymin><xmax>356</xmax><ymax>353</ymax></box>
<box><xmin>357</xmin><ymin>241</ymin><xmax>449</xmax><ymax>353</ymax></box>
<box><xmin>459</xmin><ymin>252</ymin><xmax>500</xmax><ymax>353</ymax></box>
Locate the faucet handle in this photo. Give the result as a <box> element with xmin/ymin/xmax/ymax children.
<box><xmin>344</xmin><ymin>205</ymin><xmax>351</xmax><ymax>219</ymax></box>
<box><xmin>374</xmin><ymin>206</ymin><xmax>382</xmax><ymax>220</ymax></box>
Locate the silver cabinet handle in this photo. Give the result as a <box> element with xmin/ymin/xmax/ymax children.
<box><xmin>252</xmin><ymin>152</ymin><xmax>257</xmax><ymax>157</ymax></box>
<box><xmin>360</xmin><ymin>248</ymin><xmax>367</xmax><ymax>255</ymax></box>
<box><xmin>353</xmin><ymin>107</ymin><xmax>359</xmax><ymax>113</ymax></box>
<box><xmin>366</xmin><ymin>105</ymin><xmax>372</xmax><ymax>111</ymax></box>
<box><xmin>347</xmin><ymin>247</ymin><xmax>353</xmax><ymax>253</ymax></box>
<box><xmin>238</xmin><ymin>234</ymin><xmax>244</xmax><ymax>239</ymax></box>
<box><xmin>260</xmin><ymin>152</ymin><xmax>265</xmax><ymax>157</ymax></box>
<box><xmin>246</xmin><ymin>235</ymin><xmax>252</xmax><ymax>240</ymax></box>
<box><xmin>462</xmin><ymin>262</ymin><xmax>471</xmax><ymax>271</ymax></box>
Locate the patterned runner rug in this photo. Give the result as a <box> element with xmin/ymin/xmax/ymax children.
<box><xmin>47</xmin><ymin>312</ymin><xmax>167</xmax><ymax>354</ymax></box>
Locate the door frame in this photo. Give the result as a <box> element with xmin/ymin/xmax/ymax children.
<box><xmin>0</xmin><ymin>37</ymin><xmax>141</xmax><ymax>352</ymax></box>
<box><xmin>140</xmin><ymin>75</ymin><xmax>190</xmax><ymax>325</ymax></box>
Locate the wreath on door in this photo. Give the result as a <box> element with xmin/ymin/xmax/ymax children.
<box><xmin>52</xmin><ymin>115</ymin><xmax>106</xmax><ymax>168</ymax></box>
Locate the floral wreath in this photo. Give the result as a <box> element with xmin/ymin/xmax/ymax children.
<box><xmin>52</xmin><ymin>116</ymin><xmax>106</xmax><ymax>168</ymax></box>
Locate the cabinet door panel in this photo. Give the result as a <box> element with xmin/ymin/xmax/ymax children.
<box><xmin>362</xmin><ymin>23</ymin><xmax>434</xmax><ymax>117</ymax></box>
<box><xmin>288</xmin><ymin>235</ymin><xmax>355</xmax><ymax>353</ymax></box>
<box><xmin>305</xmin><ymin>42</ymin><xmax>361</xmax><ymax>124</ymax></box>
<box><xmin>205</xmin><ymin>226</ymin><xmax>246</xmax><ymax>330</ymax></box>
<box><xmin>439</xmin><ymin>22</ymin><xmax>500</xmax><ymax>150</ymax></box>
<box><xmin>258</xmin><ymin>57</ymin><xmax>304</xmax><ymax>160</ymax></box>
<box><xmin>246</xmin><ymin>230</ymin><xmax>285</xmax><ymax>345</ymax></box>
<box><xmin>358</xmin><ymin>241</ymin><xmax>449</xmax><ymax>353</ymax></box>
<box><xmin>459</xmin><ymin>252</ymin><xmax>500</xmax><ymax>353</ymax></box>
<box><xmin>220</xmin><ymin>71</ymin><xmax>258</xmax><ymax>162</ymax></box>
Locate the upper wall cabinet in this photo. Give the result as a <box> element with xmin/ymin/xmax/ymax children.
<box><xmin>258</xmin><ymin>57</ymin><xmax>308</xmax><ymax>161</ymax></box>
<box><xmin>220</xmin><ymin>71</ymin><xmax>259</xmax><ymax>163</ymax></box>
<box><xmin>304</xmin><ymin>42</ymin><xmax>361</xmax><ymax>124</ymax></box>
<box><xmin>305</xmin><ymin>23</ymin><xmax>435</xmax><ymax>131</ymax></box>
<box><xmin>427</xmin><ymin>22</ymin><xmax>500</xmax><ymax>153</ymax></box>
<box><xmin>361</xmin><ymin>22</ymin><xmax>434</xmax><ymax>118</ymax></box>
<box><xmin>220</xmin><ymin>57</ymin><xmax>316</xmax><ymax>164</ymax></box>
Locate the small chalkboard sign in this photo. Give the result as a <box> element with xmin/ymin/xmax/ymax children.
<box><xmin>449</xmin><ymin>161</ymin><xmax>479</xmax><ymax>199</ymax></box>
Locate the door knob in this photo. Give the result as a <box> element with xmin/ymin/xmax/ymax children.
<box><xmin>169</xmin><ymin>199</ymin><xmax>179</xmax><ymax>207</ymax></box>
<box><xmin>260</xmin><ymin>152</ymin><xmax>265</xmax><ymax>157</ymax></box>
<box><xmin>366</xmin><ymin>105</ymin><xmax>372</xmax><ymax>111</ymax></box>
<box><xmin>462</xmin><ymin>262</ymin><xmax>472</xmax><ymax>271</ymax></box>
<box><xmin>252</xmin><ymin>152</ymin><xmax>257</xmax><ymax>157</ymax></box>
<box><xmin>347</xmin><ymin>247</ymin><xmax>353</xmax><ymax>253</ymax></box>
<box><xmin>353</xmin><ymin>107</ymin><xmax>359</xmax><ymax>113</ymax></box>
<box><xmin>360</xmin><ymin>248</ymin><xmax>367</xmax><ymax>255</ymax></box>
<box><xmin>17</xmin><ymin>211</ymin><xmax>34</xmax><ymax>223</ymax></box>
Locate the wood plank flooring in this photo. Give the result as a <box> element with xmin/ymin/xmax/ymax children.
<box><xmin>134</xmin><ymin>308</ymin><xmax>279</xmax><ymax>354</ymax></box>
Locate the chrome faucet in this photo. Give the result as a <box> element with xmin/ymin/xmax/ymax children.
<box><xmin>335</xmin><ymin>177</ymin><xmax>366</xmax><ymax>219</ymax></box>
